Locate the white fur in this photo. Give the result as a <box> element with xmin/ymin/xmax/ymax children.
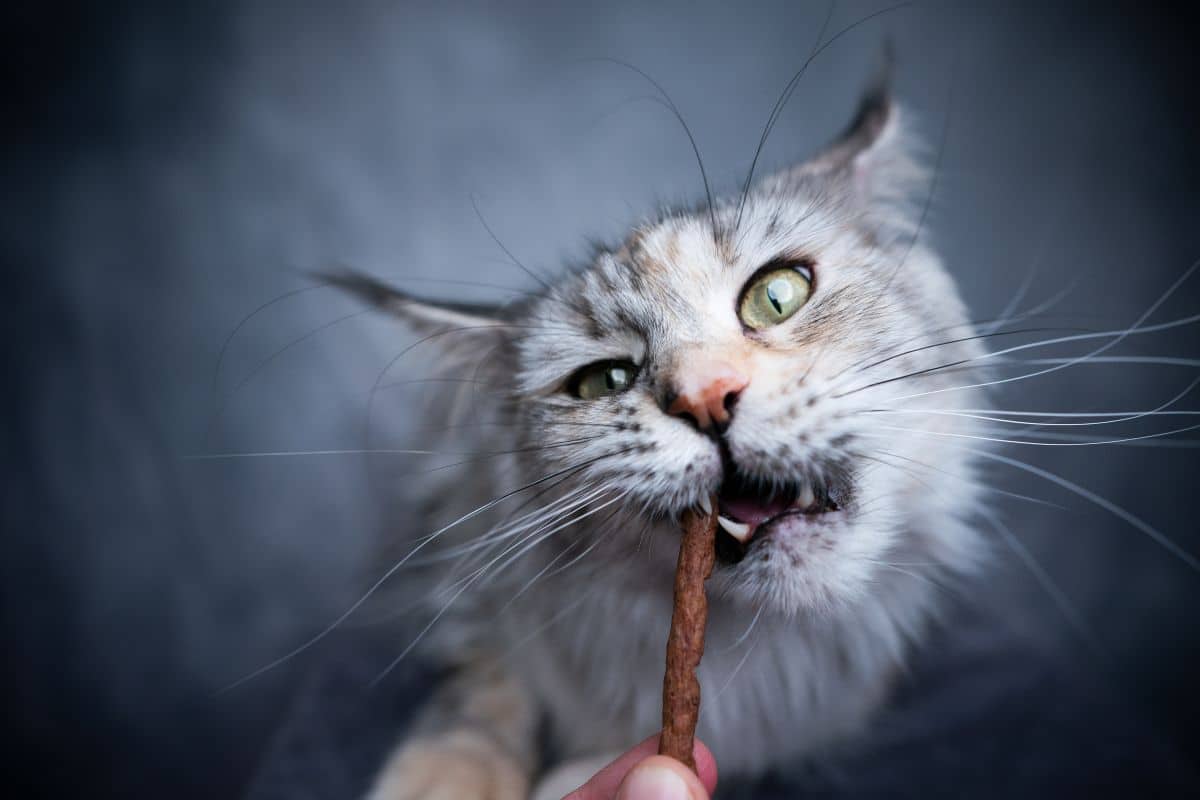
<box><xmin>378</xmin><ymin>99</ymin><xmax>991</xmax><ymax>782</ymax></box>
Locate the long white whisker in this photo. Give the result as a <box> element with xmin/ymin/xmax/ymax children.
<box><xmin>186</xmin><ymin>448</ymin><xmax>442</xmax><ymax>460</ymax></box>
<box><xmin>184</xmin><ymin>434</ymin><xmax>606</xmax><ymax>461</ymax></box>
<box><xmin>494</xmin><ymin>492</ymin><xmax>632</xmax><ymax>608</ymax></box>
<box><xmin>412</xmin><ymin>484</ymin><xmax>603</xmax><ymax>569</ymax></box>
<box><xmin>218</xmin><ymin>449</ymin><xmax>631</xmax><ymax>692</ymax></box>
<box><xmin>841</xmin><ymin>258</ymin><xmax>1200</xmax><ymax>404</ymax></box>
<box><xmin>871</xmin><ymin>422</ymin><xmax>1200</xmax><ymax>448</ymax></box>
<box><xmin>500</xmin><ymin>583</ymin><xmax>603</xmax><ymax>659</ymax></box>
<box><xmin>440</xmin><ymin>488</ymin><xmax>629</xmax><ymax>597</ymax></box>
<box><xmin>375</xmin><ymin>489</ymin><xmax>630</xmax><ymax>685</ymax></box>
<box><xmin>860</xmin><ymin>447</ymin><xmax>1066</xmax><ymax>510</ymax></box>
<box><xmin>477</xmin><ymin>490</ymin><xmax>631</xmax><ymax>590</ymax></box>
<box><xmin>865</xmin><ymin>376</ymin><xmax>1200</xmax><ymax>428</ymax></box>
<box><xmin>716</xmin><ymin>605</ymin><xmax>765</xmax><ymax>654</ymax></box>
<box><xmin>1022</xmin><ymin>355</ymin><xmax>1200</xmax><ymax>369</ymax></box>
<box><xmin>711</xmin><ymin>632</ymin><xmax>761</xmax><ymax>702</ymax></box>
<box><xmin>978</xmin><ymin>507</ymin><xmax>1099</xmax><ymax>651</ymax></box>
<box><xmin>966</xmin><ymin>448</ymin><xmax>1199</xmax><ymax>571</ymax></box>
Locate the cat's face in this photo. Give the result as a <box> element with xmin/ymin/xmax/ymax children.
<box><xmin>343</xmin><ymin>89</ymin><xmax>986</xmax><ymax>616</ymax></box>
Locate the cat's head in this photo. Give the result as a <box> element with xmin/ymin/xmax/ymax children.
<box><xmin>336</xmin><ymin>84</ymin><xmax>987</xmax><ymax>616</ymax></box>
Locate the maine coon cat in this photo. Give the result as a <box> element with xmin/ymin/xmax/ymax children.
<box><xmin>337</xmin><ymin>80</ymin><xmax>992</xmax><ymax>800</ymax></box>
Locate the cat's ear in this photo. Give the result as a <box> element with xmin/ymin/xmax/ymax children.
<box><xmin>319</xmin><ymin>270</ymin><xmax>507</xmax><ymax>348</ymax></box>
<box><xmin>782</xmin><ymin>59</ymin><xmax>926</xmax><ymax>241</ymax></box>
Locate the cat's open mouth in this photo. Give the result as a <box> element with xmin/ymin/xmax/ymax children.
<box><xmin>713</xmin><ymin>470</ymin><xmax>841</xmax><ymax>564</ymax></box>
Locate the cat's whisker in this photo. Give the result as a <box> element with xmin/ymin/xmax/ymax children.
<box><xmin>866</xmin><ymin>407</ymin><xmax>1200</xmax><ymax>423</ymax></box>
<box><xmin>215</xmin><ymin>315</ymin><xmax>575</xmax><ymax>445</ymax></box>
<box><xmin>732</xmin><ymin>0</ymin><xmax>835</xmax><ymax>234</ymax></box>
<box><xmin>870</xmin><ymin>422</ymin><xmax>1200</xmax><ymax>449</ymax></box>
<box><xmin>205</xmin><ymin>309</ymin><xmax>374</xmax><ymax>439</ymax></box>
<box><xmin>864</xmin><ymin>376</ymin><xmax>1200</xmax><ymax>429</ymax></box>
<box><xmin>853</xmin><ymin>451</ymin><xmax>946</xmax><ymax>500</ymax></box>
<box><xmin>831</xmin><ymin>274</ymin><xmax>1089</xmax><ymax>388</ymax></box>
<box><xmin>439</xmin><ymin>483</ymin><xmax>617</xmax><ymax>581</ymax></box>
<box><xmin>710</xmin><ymin>630</ymin><xmax>762</xmax><ymax>703</ymax></box>
<box><xmin>716</xmin><ymin>605</ymin><xmax>765</xmax><ymax>654</ymax></box>
<box><xmin>206</xmin><ymin>267</ymin><xmax>535</xmax><ymax>417</ymax></box>
<box><xmin>477</xmin><ymin>490</ymin><xmax>633</xmax><ymax>589</ymax></box>
<box><xmin>540</xmin><ymin>518</ymin><xmax>627</xmax><ymax>583</ymax></box>
<box><xmin>733</xmin><ymin>1</ymin><xmax>912</xmax><ymax>235</ymax></box>
<box><xmin>360</xmin><ymin>322</ymin><xmax>590</xmax><ymax>492</ymax></box>
<box><xmin>867</xmin><ymin>562</ymin><xmax>954</xmax><ymax>596</ymax></box>
<box><xmin>374</xmin><ymin>488</ymin><xmax>632</xmax><ymax>686</ymax></box>
<box><xmin>822</xmin><ymin>325</ymin><xmax>1081</xmax><ymax>398</ymax></box>
<box><xmin>374</xmin><ymin>376</ymin><xmax>499</xmax><ymax>393</ymax></box>
<box><xmin>970</xmin><ymin>430</ymin><xmax>1200</xmax><ymax>448</ymax></box>
<box><xmin>855</xmin><ymin>446</ymin><xmax>1066</xmax><ymax>510</ymax></box>
<box><xmin>469</xmin><ymin>193</ymin><xmax>553</xmax><ymax>291</ymax></box>
<box><xmin>1021</xmin><ymin>355</ymin><xmax>1200</xmax><ymax>369</ymax></box>
<box><xmin>394</xmin><ymin>419</ymin><xmax>625</xmax><ymax>441</ymax></box>
<box><xmin>186</xmin><ymin>447</ymin><xmax>442</xmax><ymax>461</ymax></box>
<box><xmin>434</xmin><ymin>461</ymin><xmax>633</xmax><ymax>583</ymax></box>
<box><xmin>881</xmin><ymin>54</ymin><xmax>954</xmax><ymax>294</ymax></box>
<box><xmin>983</xmin><ymin>259</ymin><xmax>1041</xmax><ymax>338</ymax></box>
<box><xmin>910</xmin><ymin>441</ymin><xmax>1199</xmax><ymax>572</ymax></box>
<box><xmin>978</xmin><ymin>507</ymin><xmax>1100</xmax><ymax>652</ymax></box>
<box><xmin>209</xmin><ymin>281</ymin><xmax>332</xmax><ymax>420</ymax></box>
<box><xmin>219</xmin><ymin>447</ymin><xmax>634</xmax><ymax>692</ymax></box>
<box><xmin>499</xmin><ymin>581</ymin><xmax>606</xmax><ymax>660</ymax></box>
<box><xmin>839</xmin><ymin>259</ymin><xmax>1200</xmax><ymax>403</ymax></box>
<box><xmin>184</xmin><ymin>434</ymin><xmax>608</xmax><ymax>463</ymax></box>
<box><xmin>415</xmin><ymin>483</ymin><xmax>605</xmax><ymax>571</ymax></box>
<box><xmin>495</xmin><ymin>498</ymin><xmax>632</xmax><ymax>613</ymax></box>
<box><xmin>593</xmin><ymin>58</ymin><xmax>717</xmax><ymax>239</ymax></box>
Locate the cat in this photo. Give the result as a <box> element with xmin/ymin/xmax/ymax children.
<box><xmin>332</xmin><ymin>78</ymin><xmax>993</xmax><ymax>800</ymax></box>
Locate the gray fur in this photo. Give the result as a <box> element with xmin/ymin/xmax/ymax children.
<box><xmin>352</xmin><ymin>89</ymin><xmax>992</xmax><ymax>784</ymax></box>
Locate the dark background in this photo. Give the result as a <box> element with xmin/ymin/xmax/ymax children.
<box><xmin>4</xmin><ymin>1</ymin><xmax>1199</xmax><ymax>797</ymax></box>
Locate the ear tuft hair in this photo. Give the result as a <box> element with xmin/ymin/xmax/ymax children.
<box><xmin>773</xmin><ymin>49</ymin><xmax>929</xmax><ymax>243</ymax></box>
<box><xmin>317</xmin><ymin>270</ymin><xmax>503</xmax><ymax>335</ymax></box>
<box><xmin>802</xmin><ymin>52</ymin><xmax>896</xmax><ymax>178</ymax></box>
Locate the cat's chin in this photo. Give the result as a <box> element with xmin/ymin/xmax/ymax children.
<box><xmin>708</xmin><ymin>503</ymin><xmax>887</xmax><ymax>617</ymax></box>
<box><xmin>714</xmin><ymin>504</ymin><xmax>844</xmax><ymax>565</ymax></box>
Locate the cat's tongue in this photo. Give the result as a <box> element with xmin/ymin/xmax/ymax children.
<box><xmin>719</xmin><ymin>492</ymin><xmax>793</xmax><ymax>529</ymax></box>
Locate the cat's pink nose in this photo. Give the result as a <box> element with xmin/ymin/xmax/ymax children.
<box><xmin>667</xmin><ymin>362</ymin><xmax>749</xmax><ymax>432</ymax></box>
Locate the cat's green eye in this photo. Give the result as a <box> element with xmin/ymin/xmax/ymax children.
<box><xmin>738</xmin><ymin>265</ymin><xmax>813</xmax><ymax>330</ymax></box>
<box><xmin>569</xmin><ymin>360</ymin><xmax>638</xmax><ymax>400</ymax></box>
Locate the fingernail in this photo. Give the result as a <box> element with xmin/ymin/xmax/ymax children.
<box><xmin>617</xmin><ymin>763</ymin><xmax>691</xmax><ymax>800</ymax></box>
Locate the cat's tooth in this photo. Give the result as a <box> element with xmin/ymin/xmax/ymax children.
<box><xmin>797</xmin><ymin>482</ymin><xmax>816</xmax><ymax>511</ymax></box>
<box><xmin>697</xmin><ymin>494</ymin><xmax>712</xmax><ymax>517</ymax></box>
<box><xmin>717</xmin><ymin>515</ymin><xmax>752</xmax><ymax>543</ymax></box>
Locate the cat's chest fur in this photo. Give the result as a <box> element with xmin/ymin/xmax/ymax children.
<box><xmin>429</xmin><ymin>528</ymin><xmax>940</xmax><ymax>776</ymax></box>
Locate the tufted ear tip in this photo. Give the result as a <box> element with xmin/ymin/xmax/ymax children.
<box><xmin>314</xmin><ymin>269</ymin><xmax>404</xmax><ymax>312</ymax></box>
<box><xmin>799</xmin><ymin>46</ymin><xmax>899</xmax><ymax>179</ymax></box>
<box><xmin>765</xmin><ymin>45</ymin><xmax>930</xmax><ymax>244</ymax></box>
<box><xmin>316</xmin><ymin>269</ymin><xmax>504</xmax><ymax>334</ymax></box>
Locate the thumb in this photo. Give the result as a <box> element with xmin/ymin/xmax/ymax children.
<box><xmin>614</xmin><ymin>756</ymin><xmax>710</xmax><ymax>800</ymax></box>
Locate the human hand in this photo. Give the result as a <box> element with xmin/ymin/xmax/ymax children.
<box><xmin>561</xmin><ymin>734</ymin><xmax>717</xmax><ymax>800</ymax></box>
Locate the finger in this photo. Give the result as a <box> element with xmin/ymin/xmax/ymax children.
<box><xmin>615</xmin><ymin>755</ymin><xmax>710</xmax><ymax>800</ymax></box>
<box><xmin>563</xmin><ymin>733</ymin><xmax>717</xmax><ymax>799</ymax></box>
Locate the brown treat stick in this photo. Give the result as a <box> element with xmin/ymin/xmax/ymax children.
<box><xmin>658</xmin><ymin>496</ymin><xmax>718</xmax><ymax>773</ymax></box>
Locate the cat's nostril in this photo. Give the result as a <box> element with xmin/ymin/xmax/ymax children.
<box><xmin>723</xmin><ymin>390</ymin><xmax>740</xmax><ymax>415</ymax></box>
<box><xmin>666</xmin><ymin>390</ymin><xmax>712</xmax><ymax>432</ymax></box>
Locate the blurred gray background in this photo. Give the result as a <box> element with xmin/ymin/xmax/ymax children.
<box><xmin>4</xmin><ymin>0</ymin><xmax>1199</xmax><ymax>796</ymax></box>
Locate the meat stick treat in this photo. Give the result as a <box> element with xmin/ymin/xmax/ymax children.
<box><xmin>658</xmin><ymin>496</ymin><xmax>718</xmax><ymax>772</ymax></box>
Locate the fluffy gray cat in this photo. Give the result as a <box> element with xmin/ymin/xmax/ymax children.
<box><xmin>333</xmin><ymin>82</ymin><xmax>991</xmax><ymax>800</ymax></box>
